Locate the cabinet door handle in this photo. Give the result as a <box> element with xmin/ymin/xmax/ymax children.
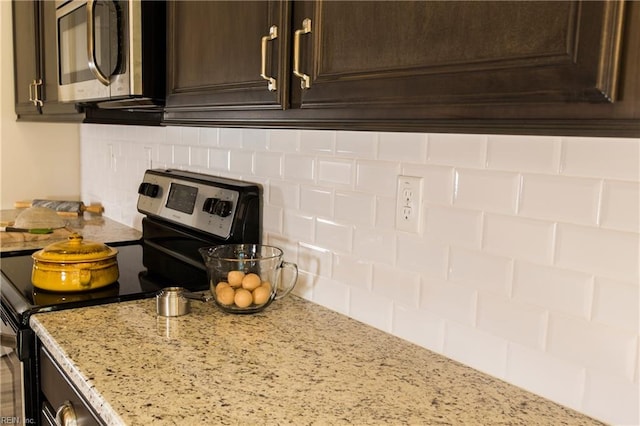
<box><xmin>293</xmin><ymin>18</ymin><xmax>312</xmax><ymax>89</ymax></box>
<box><xmin>55</xmin><ymin>401</ymin><xmax>78</xmax><ymax>426</ymax></box>
<box><xmin>28</xmin><ymin>79</ymin><xmax>44</xmax><ymax>107</ymax></box>
<box><xmin>86</xmin><ymin>0</ymin><xmax>111</xmax><ymax>86</ymax></box>
<box><xmin>260</xmin><ymin>25</ymin><xmax>278</xmax><ymax>92</ymax></box>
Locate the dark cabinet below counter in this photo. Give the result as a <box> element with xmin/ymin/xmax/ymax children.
<box><xmin>164</xmin><ymin>0</ymin><xmax>639</xmax><ymax>137</ymax></box>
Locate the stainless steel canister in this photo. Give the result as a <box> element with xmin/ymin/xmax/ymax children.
<box><xmin>156</xmin><ymin>287</ymin><xmax>191</xmax><ymax>317</ymax></box>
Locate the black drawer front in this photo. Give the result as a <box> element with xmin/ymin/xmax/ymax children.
<box><xmin>40</xmin><ymin>347</ymin><xmax>102</xmax><ymax>426</ymax></box>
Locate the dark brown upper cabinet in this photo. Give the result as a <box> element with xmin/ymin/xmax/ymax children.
<box><xmin>294</xmin><ymin>1</ymin><xmax>622</xmax><ymax>107</ymax></box>
<box><xmin>166</xmin><ymin>1</ymin><xmax>291</xmax><ymax>111</ymax></box>
<box><xmin>164</xmin><ymin>1</ymin><xmax>638</xmax><ymax>137</ymax></box>
<box><xmin>12</xmin><ymin>0</ymin><xmax>83</xmax><ymax>122</ymax></box>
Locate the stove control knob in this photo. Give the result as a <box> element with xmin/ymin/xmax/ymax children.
<box><xmin>213</xmin><ymin>200</ymin><xmax>232</xmax><ymax>217</ymax></box>
<box><xmin>138</xmin><ymin>182</ymin><xmax>160</xmax><ymax>198</ymax></box>
<box><xmin>203</xmin><ymin>197</ymin><xmax>220</xmax><ymax>214</ymax></box>
<box><xmin>203</xmin><ymin>198</ymin><xmax>232</xmax><ymax>217</ymax></box>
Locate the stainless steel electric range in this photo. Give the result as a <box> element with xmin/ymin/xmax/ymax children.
<box><xmin>0</xmin><ymin>169</ymin><xmax>261</xmax><ymax>425</ymax></box>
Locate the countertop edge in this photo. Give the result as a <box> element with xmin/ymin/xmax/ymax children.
<box><xmin>30</xmin><ymin>314</ymin><xmax>126</xmax><ymax>426</ymax></box>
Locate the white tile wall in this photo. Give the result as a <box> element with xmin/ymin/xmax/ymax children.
<box><xmin>81</xmin><ymin>125</ymin><xmax>640</xmax><ymax>425</ymax></box>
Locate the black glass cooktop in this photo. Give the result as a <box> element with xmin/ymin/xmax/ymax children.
<box><xmin>0</xmin><ymin>244</ymin><xmax>180</xmax><ymax>326</ymax></box>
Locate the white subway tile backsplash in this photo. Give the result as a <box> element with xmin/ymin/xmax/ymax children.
<box><xmin>396</xmin><ymin>234</ymin><xmax>448</xmax><ymax>278</ymax></box>
<box><xmin>157</xmin><ymin>144</ymin><xmax>172</xmax><ymax>165</ymax></box>
<box><xmin>427</xmin><ymin>133</ymin><xmax>487</xmax><ymax>168</ymax></box>
<box><xmin>336</xmin><ymin>131</ymin><xmax>377</xmax><ymax>159</ymax></box>
<box><xmin>425</xmin><ymin>206</ymin><xmax>482</xmax><ymax>248</ymax></box>
<box><xmin>353</xmin><ymin>227</ymin><xmax>395</xmax><ymax>265</ymax></box>
<box><xmin>268</xmin><ymin>181</ymin><xmax>299</xmax><ymax>209</ymax></box>
<box><xmin>266</xmin><ymin>234</ymin><xmax>299</xmax><ymax>263</ymax></box>
<box><xmin>349</xmin><ymin>286</ymin><xmax>394</xmax><ymax>332</ymax></box>
<box><xmin>561</xmin><ymin>137</ymin><xmax>640</xmax><ymax>180</ymax></box>
<box><xmin>282</xmin><ymin>211</ymin><xmax>314</xmax><ymax>241</ymax></box>
<box><xmin>241</xmin><ymin>129</ymin><xmax>269</xmax><ymax>151</ymax></box>
<box><xmin>176</xmin><ymin>126</ymin><xmax>199</xmax><ymax>145</ymax></box>
<box><xmin>375</xmin><ymin>196</ymin><xmax>397</xmax><ymax>229</ymax></box>
<box><xmin>317</xmin><ymin>158</ymin><xmax>354</xmax><ymax>186</ymax></box>
<box><xmin>135</xmin><ymin>125</ymin><xmax>168</xmax><ymax>145</ymax></box>
<box><xmin>486</xmin><ymin>135</ymin><xmax>561</xmax><ymax>173</ymax></box>
<box><xmin>300</xmin><ymin>186</ymin><xmax>333</xmax><ymax>218</ymax></box>
<box><xmin>292</xmin><ymin>271</ymin><xmax>315</xmax><ymax>300</ymax></box>
<box><xmin>228</xmin><ymin>149</ymin><xmax>253</xmax><ymax>173</ymax></box>
<box><xmin>583</xmin><ymin>369</ymin><xmax>640</xmax><ymax>426</ymax></box>
<box><xmin>315</xmin><ymin>218</ymin><xmax>353</xmax><ymax>252</ymax></box>
<box><xmin>198</xmin><ymin>127</ymin><xmax>219</xmax><ymax>146</ymax></box>
<box><xmin>519</xmin><ymin>174</ymin><xmax>601</xmax><ymax>225</ymax></box>
<box><xmin>453</xmin><ymin>169</ymin><xmax>519</xmax><ymax>214</ymax></box>
<box><xmin>218</xmin><ymin>128</ymin><xmax>243</xmax><ymax>147</ymax></box>
<box><xmin>555</xmin><ymin>224</ymin><xmax>640</xmax><ymax>282</ymax></box>
<box><xmin>372</xmin><ymin>263</ymin><xmax>421</xmax><ymax>308</ymax></box>
<box><xmin>284</xmin><ymin>154</ymin><xmax>315</xmax><ymax>181</ymax></box>
<box><xmin>592</xmin><ymin>277</ymin><xmax>639</xmax><ymax>333</ymax></box>
<box><xmin>448</xmin><ymin>247</ymin><xmax>513</xmax><ymax>296</ymax></box>
<box><xmin>392</xmin><ymin>304</ymin><xmax>445</xmax><ymax>352</ymax></box>
<box><xmin>300</xmin><ymin>130</ymin><xmax>335</xmax><ymax>154</ymax></box>
<box><xmin>82</xmin><ymin>125</ymin><xmax>638</xmax><ymax>426</ymax></box>
<box><xmin>269</xmin><ymin>129</ymin><xmax>300</xmax><ymax>152</ymax></box>
<box><xmin>420</xmin><ymin>278</ymin><xmax>477</xmax><ymax>326</ymax></box>
<box><xmin>208</xmin><ymin>148</ymin><xmax>230</xmax><ymax>171</ymax></box>
<box><xmin>506</xmin><ymin>344</ymin><xmax>586</xmax><ymax>410</ymax></box>
<box><xmin>444</xmin><ymin>322</ymin><xmax>508</xmax><ymax>378</ymax></box>
<box><xmin>297</xmin><ymin>243</ymin><xmax>333</xmax><ymax>278</ymax></box>
<box><xmin>482</xmin><ymin>214</ymin><xmax>555</xmax><ymax>264</ymax></box>
<box><xmin>190</xmin><ymin>146</ymin><xmax>209</xmax><ymax>168</ymax></box>
<box><xmin>253</xmin><ymin>151</ymin><xmax>282</xmax><ymax>178</ymax></box>
<box><xmin>262</xmin><ymin>204</ymin><xmax>283</xmax><ymax>233</ymax></box>
<box><xmin>512</xmin><ymin>261</ymin><xmax>593</xmax><ymax>319</ymax></box>
<box><xmin>173</xmin><ymin>145</ymin><xmax>190</xmax><ymax>166</ymax></box>
<box><xmin>401</xmin><ymin>164</ymin><xmax>455</xmax><ymax>206</ymax></box>
<box><xmin>355</xmin><ymin>160</ymin><xmax>400</xmax><ymax>197</ymax></box>
<box><xmin>378</xmin><ymin>132</ymin><xmax>428</xmax><ymax>162</ymax></box>
<box><xmin>547</xmin><ymin>313</ymin><xmax>638</xmax><ymax>380</ymax></box>
<box><xmin>164</xmin><ymin>126</ymin><xmax>182</xmax><ymax>144</ymax></box>
<box><xmin>476</xmin><ymin>294</ymin><xmax>547</xmax><ymax>349</ymax></box>
<box><xmin>334</xmin><ymin>190</ymin><xmax>375</xmax><ymax>226</ymax></box>
<box><xmin>332</xmin><ymin>252</ymin><xmax>373</xmax><ymax>290</ymax></box>
<box><xmin>311</xmin><ymin>275</ymin><xmax>350</xmax><ymax>315</ymax></box>
<box><xmin>600</xmin><ymin>180</ymin><xmax>640</xmax><ymax>232</ymax></box>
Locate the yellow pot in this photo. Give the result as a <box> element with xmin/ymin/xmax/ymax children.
<box><xmin>31</xmin><ymin>233</ymin><xmax>119</xmax><ymax>292</ymax></box>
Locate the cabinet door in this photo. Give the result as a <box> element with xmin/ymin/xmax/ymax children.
<box><xmin>12</xmin><ymin>0</ymin><xmax>83</xmax><ymax>121</ymax></box>
<box><xmin>166</xmin><ymin>1</ymin><xmax>291</xmax><ymax>111</ymax></box>
<box><xmin>12</xmin><ymin>0</ymin><xmax>42</xmax><ymax>116</ymax></box>
<box><xmin>292</xmin><ymin>1</ymin><xmax>625</xmax><ymax>111</ymax></box>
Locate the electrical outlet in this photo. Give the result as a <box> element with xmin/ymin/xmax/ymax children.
<box><xmin>395</xmin><ymin>175</ymin><xmax>423</xmax><ymax>233</ymax></box>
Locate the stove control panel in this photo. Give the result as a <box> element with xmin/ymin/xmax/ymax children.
<box><xmin>137</xmin><ymin>169</ymin><xmax>261</xmax><ymax>240</ymax></box>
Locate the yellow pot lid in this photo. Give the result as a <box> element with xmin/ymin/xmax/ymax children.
<box><xmin>32</xmin><ymin>233</ymin><xmax>118</xmax><ymax>263</ymax></box>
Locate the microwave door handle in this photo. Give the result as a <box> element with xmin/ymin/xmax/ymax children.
<box><xmin>86</xmin><ymin>0</ymin><xmax>111</xmax><ymax>86</ymax></box>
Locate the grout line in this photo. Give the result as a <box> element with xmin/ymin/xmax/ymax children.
<box><xmin>595</xmin><ymin>179</ymin><xmax>605</xmax><ymax>227</ymax></box>
<box><xmin>550</xmin><ymin>222</ymin><xmax>559</xmax><ymax>266</ymax></box>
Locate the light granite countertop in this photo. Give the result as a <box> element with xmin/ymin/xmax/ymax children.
<box><xmin>0</xmin><ymin>209</ymin><xmax>141</xmax><ymax>253</ymax></box>
<box><xmin>31</xmin><ymin>296</ymin><xmax>603</xmax><ymax>426</ymax></box>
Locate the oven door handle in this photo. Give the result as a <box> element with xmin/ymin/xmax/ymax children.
<box><xmin>86</xmin><ymin>0</ymin><xmax>111</xmax><ymax>86</ymax></box>
<box><xmin>1</xmin><ymin>332</ymin><xmax>17</xmax><ymax>350</ymax></box>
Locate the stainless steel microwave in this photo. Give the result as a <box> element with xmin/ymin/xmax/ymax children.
<box><xmin>55</xmin><ymin>0</ymin><xmax>165</xmax><ymax>108</ymax></box>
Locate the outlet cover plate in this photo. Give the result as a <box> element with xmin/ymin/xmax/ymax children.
<box><xmin>395</xmin><ymin>175</ymin><xmax>423</xmax><ymax>233</ymax></box>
